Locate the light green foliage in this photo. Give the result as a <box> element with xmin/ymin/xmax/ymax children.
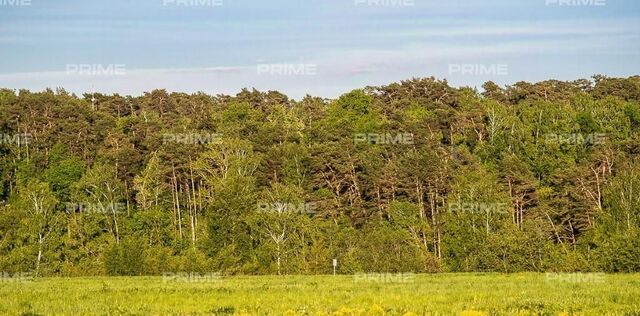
<box><xmin>0</xmin><ymin>76</ymin><xmax>639</xmax><ymax>278</ymax></box>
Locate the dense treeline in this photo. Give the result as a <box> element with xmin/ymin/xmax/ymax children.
<box><xmin>1</xmin><ymin>75</ymin><xmax>639</xmax><ymax>276</ymax></box>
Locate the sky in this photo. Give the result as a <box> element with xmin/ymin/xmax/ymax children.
<box><xmin>0</xmin><ymin>0</ymin><xmax>639</xmax><ymax>99</ymax></box>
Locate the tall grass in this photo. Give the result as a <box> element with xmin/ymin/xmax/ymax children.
<box><xmin>0</xmin><ymin>273</ymin><xmax>638</xmax><ymax>315</ymax></box>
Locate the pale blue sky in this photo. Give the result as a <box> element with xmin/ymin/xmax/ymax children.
<box><xmin>1</xmin><ymin>0</ymin><xmax>639</xmax><ymax>99</ymax></box>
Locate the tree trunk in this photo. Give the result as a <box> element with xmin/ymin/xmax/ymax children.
<box><xmin>36</xmin><ymin>233</ymin><xmax>43</xmax><ymax>277</ymax></box>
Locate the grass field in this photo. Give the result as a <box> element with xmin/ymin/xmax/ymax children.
<box><xmin>1</xmin><ymin>273</ymin><xmax>639</xmax><ymax>315</ymax></box>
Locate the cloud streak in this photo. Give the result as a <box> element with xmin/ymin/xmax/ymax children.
<box><xmin>0</xmin><ymin>1</ymin><xmax>638</xmax><ymax>98</ymax></box>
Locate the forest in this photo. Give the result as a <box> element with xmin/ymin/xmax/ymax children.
<box><xmin>1</xmin><ymin>75</ymin><xmax>639</xmax><ymax>277</ymax></box>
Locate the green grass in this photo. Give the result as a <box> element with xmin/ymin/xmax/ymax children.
<box><xmin>0</xmin><ymin>273</ymin><xmax>639</xmax><ymax>315</ymax></box>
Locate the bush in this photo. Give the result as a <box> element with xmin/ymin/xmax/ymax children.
<box><xmin>104</xmin><ymin>238</ymin><xmax>145</xmax><ymax>276</ymax></box>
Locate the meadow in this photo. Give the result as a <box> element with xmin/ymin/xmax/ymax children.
<box><xmin>0</xmin><ymin>273</ymin><xmax>639</xmax><ymax>315</ymax></box>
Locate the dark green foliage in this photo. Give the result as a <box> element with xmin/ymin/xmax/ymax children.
<box><xmin>45</xmin><ymin>143</ymin><xmax>85</xmax><ymax>202</ymax></box>
<box><xmin>576</xmin><ymin>112</ymin><xmax>600</xmax><ymax>134</ymax></box>
<box><xmin>105</xmin><ymin>238</ymin><xmax>145</xmax><ymax>276</ymax></box>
